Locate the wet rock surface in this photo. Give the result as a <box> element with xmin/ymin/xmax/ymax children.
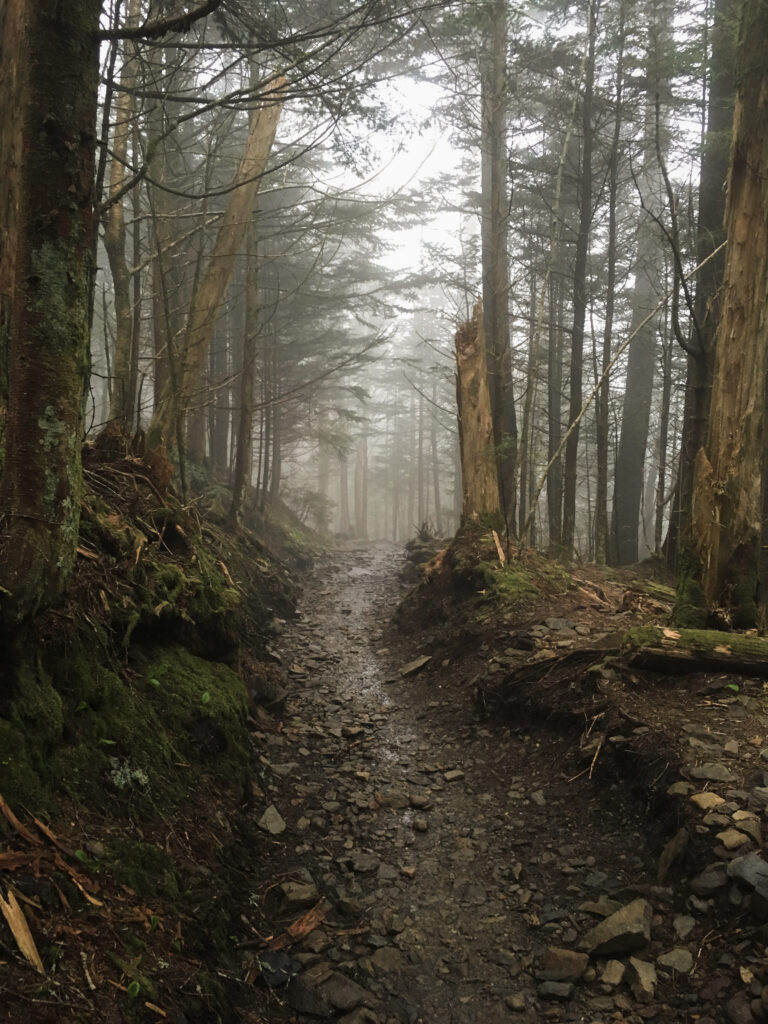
<box><xmin>250</xmin><ymin>545</ymin><xmax>768</xmax><ymax>1022</ymax></box>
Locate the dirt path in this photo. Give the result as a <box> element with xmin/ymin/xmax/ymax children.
<box><xmin>251</xmin><ymin>545</ymin><xmax>735</xmax><ymax>1024</ymax></box>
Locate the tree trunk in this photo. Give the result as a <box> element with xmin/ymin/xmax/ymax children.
<box><xmin>338</xmin><ymin>456</ymin><xmax>351</xmax><ymax>534</ymax></box>
<box><xmin>612</xmin><ymin>0</ymin><xmax>673</xmax><ymax>564</ymax></box>
<box><xmin>691</xmin><ymin>0</ymin><xmax>768</xmax><ymax>628</ymax></box>
<box><xmin>595</xmin><ymin>0</ymin><xmax>626</xmax><ymax>564</ymax></box>
<box><xmin>518</xmin><ymin>271</ymin><xmax>538</xmax><ymax>538</ymax></box>
<box><xmin>0</xmin><ymin>0</ymin><xmax>25</xmax><ymax>420</ymax></box>
<box><xmin>455</xmin><ymin>301</ymin><xmax>501</xmax><ymax>521</ymax></box>
<box><xmin>104</xmin><ymin>0</ymin><xmax>140</xmax><ymax>427</ymax></box>
<box><xmin>668</xmin><ymin>0</ymin><xmax>735</xmax><ymax>572</ymax></box>
<box><xmin>417</xmin><ymin>390</ymin><xmax>425</xmax><ymax>526</ymax></box>
<box><xmin>355</xmin><ymin>435</ymin><xmax>369</xmax><ymax>539</ymax></box>
<box><xmin>480</xmin><ymin>0</ymin><xmax>517</xmax><ymax>532</ymax></box>
<box><xmin>228</xmin><ymin>218</ymin><xmax>258</xmax><ymax>525</ymax></box>
<box><xmin>562</xmin><ymin>0</ymin><xmax>598</xmax><ymax>557</ymax></box>
<box><xmin>430</xmin><ymin>381</ymin><xmax>443</xmax><ymax>535</ymax></box>
<box><xmin>655</xmin><ymin>328</ymin><xmax>672</xmax><ymax>554</ymax></box>
<box><xmin>0</xmin><ymin>0</ymin><xmax>101</xmax><ymax>624</ymax></box>
<box><xmin>624</xmin><ymin>626</ymin><xmax>768</xmax><ymax>675</ymax></box>
<box><xmin>547</xmin><ymin>276</ymin><xmax>564</xmax><ymax>552</ymax></box>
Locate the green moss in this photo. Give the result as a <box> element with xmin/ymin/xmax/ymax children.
<box><xmin>623</xmin><ymin>625</ymin><xmax>768</xmax><ymax>661</ymax></box>
<box><xmin>109</xmin><ymin>839</ymin><xmax>179</xmax><ymax>901</ymax></box>
<box><xmin>673</xmin><ymin>544</ymin><xmax>707</xmax><ymax>628</ymax></box>
<box><xmin>0</xmin><ymin>722</ymin><xmax>47</xmax><ymax>809</ymax></box>
<box><xmin>0</xmin><ymin>638</ymin><xmax>251</xmax><ymax>814</ymax></box>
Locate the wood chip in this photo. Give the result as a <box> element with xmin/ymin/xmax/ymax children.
<box><xmin>0</xmin><ymin>888</ymin><xmax>44</xmax><ymax>974</ymax></box>
<box><xmin>399</xmin><ymin>655</ymin><xmax>431</xmax><ymax>677</ymax></box>
<box><xmin>267</xmin><ymin>898</ymin><xmax>329</xmax><ymax>951</ymax></box>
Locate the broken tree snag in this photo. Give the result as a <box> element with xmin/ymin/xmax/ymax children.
<box><xmin>623</xmin><ymin>626</ymin><xmax>768</xmax><ymax>674</ymax></box>
<box><xmin>690</xmin><ymin>0</ymin><xmax>768</xmax><ymax>628</ymax></box>
<box><xmin>455</xmin><ymin>300</ymin><xmax>500</xmax><ymax>521</ymax></box>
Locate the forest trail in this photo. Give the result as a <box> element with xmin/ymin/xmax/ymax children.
<box><xmin>254</xmin><ymin>546</ymin><xmax>719</xmax><ymax>1024</ymax></box>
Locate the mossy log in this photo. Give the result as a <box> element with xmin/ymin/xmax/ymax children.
<box><xmin>623</xmin><ymin>626</ymin><xmax>768</xmax><ymax>674</ymax></box>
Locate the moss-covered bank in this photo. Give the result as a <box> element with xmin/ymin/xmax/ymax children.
<box><xmin>0</xmin><ymin>448</ymin><xmax>309</xmax><ymax>816</ymax></box>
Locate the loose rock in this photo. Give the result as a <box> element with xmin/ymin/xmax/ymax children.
<box><xmin>536</xmin><ymin>946</ymin><xmax>589</xmax><ymax>983</ymax></box>
<box><xmin>580</xmin><ymin>898</ymin><xmax>652</xmax><ymax>957</ymax></box>
<box><xmin>627</xmin><ymin>957</ymin><xmax>657</xmax><ymax>1002</ymax></box>
<box><xmin>258</xmin><ymin>805</ymin><xmax>287</xmax><ymax>835</ymax></box>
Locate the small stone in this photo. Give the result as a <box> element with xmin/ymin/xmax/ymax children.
<box><xmin>690</xmin><ymin>791</ymin><xmax>726</xmax><ymax>811</ymax></box>
<box><xmin>370</xmin><ymin>946</ymin><xmax>407</xmax><ymax>973</ymax></box>
<box><xmin>725</xmin><ymin>740</ymin><xmax>740</xmax><ymax>755</ymax></box>
<box><xmin>690</xmin><ymin>763</ymin><xmax>737</xmax><ymax>783</ymax></box>
<box><xmin>667</xmin><ymin>781</ymin><xmax>693</xmax><ymax>797</ymax></box>
<box><xmin>579</xmin><ymin>895</ymin><xmax>622</xmax><ymax>918</ymax></box>
<box><xmin>320</xmin><ymin>971</ymin><xmax>376</xmax><ymax>1011</ymax></box>
<box><xmin>400</xmin><ymin>866</ymin><xmax>416</xmax><ymax>878</ymax></box>
<box><xmin>377</xmin><ymin>862</ymin><xmax>398</xmax><ymax>881</ymax></box>
<box><xmin>673</xmin><ymin>914</ymin><xmax>695</xmax><ymax>941</ymax></box>
<box><xmin>409</xmin><ymin>792</ymin><xmax>431</xmax><ymax>809</ymax></box>
<box><xmin>85</xmin><ymin>840</ymin><xmax>106</xmax><ymax>858</ymax></box>
<box><xmin>375</xmin><ymin>786</ymin><xmax>409</xmax><ymax>809</ymax></box>
<box><xmin>728</xmin><ymin>851</ymin><xmax>768</xmax><ymax>899</ymax></box>
<box><xmin>580</xmin><ymin>898</ymin><xmax>652</xmax><ymax>956</ymax></box>
<box><xmin>703</xmin><ymin>812</ymin><xmax>731</xmax><ymax>827</ymax></box>
<box><xmin>338</xmin><ymin>1009</ymin><xmax>380</xmax><ymax>1024</ymax></box>
<box><xmin>717</xmin><ymin>828</ymin><xmax>751</xmax><ymax>850</ymax></box>
<box><xmin>258</xmin><ymin>805</ymin><xmax>287</xmax><ymax>835</ymax></box>
<box><xmin>725</xmin><ymin>992</ymin><xmax>756</xmax><ymax>1024</ymax></box>
<box><xmin>349</xmin><ymin>852</ymin><xmax>379</xmax><ymax>874</ymax></box>
<box><xmin>536</xmin><ymin>947</ymin><xmax>588</xmax><ymax>982</ymax></box>
<box><xmin>281</xmin><ymin>881</ymin><xmax>319</xmax><ymax>910</ymax></box>
<box><xmin>505</xmin><ymin>993</ymin><xmax>526</xmax><ymax>1011</ymax></box>
<box><xmin>657</xmin><ymin>827</ymin><xmax>688</xmax><ymax>884</ymax></box>
<box><xmin>627</xmin><ymin>957</ymin><xmax>657</xmax><ymax>1002</ymax></box>
<box><xmin>412</xmin><ymin>815</ymin><xmax>428</xmax><ymax>833</ymax></box>
<box><xmin>600</xmin><ymin>960</ymin><xmax>625</xmax><ymax>987</ymax></box>
<box><xmin>691</xmin><ymin>862</ymin><xmax>728</xmax><ymax>895</ymax></box>
<box><xmin>530</xmin><ymin>790</ymin><xmax>546</xmax><ymax>807</ymax></box>
<box><xmin>444</xmin><ymin>769</ymin><xmax>465</xmax><ymax>782</ymax></box>
<box><xmin>537</xmin><ymin>981</ymin><xmax>574</xmax><ymax>1001</ymax></box>
<box><xmin>657</xmin><ymin>948</ymin><xmax>694</xmax><ymax>974</ymax></box>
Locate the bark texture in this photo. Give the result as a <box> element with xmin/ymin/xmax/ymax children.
<box><xmin>455</xmin><ymin>301</ymin><xmax>500</xmax><ymax>521</ymax></box>
<box><xmin>0</xmin><ymin>0</ymin><xmax>101</xmax><ymax>623</ymax></box>
<box><xmin>692</xmin><ymin>0</ymin><xmax>768</xmax><ymax>627</ymax></box>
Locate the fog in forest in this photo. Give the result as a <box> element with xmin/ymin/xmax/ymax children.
<box><xmin>73</xmin><ymin>0</ymin><xmax>721</xmax><ymax>564</ymax></box>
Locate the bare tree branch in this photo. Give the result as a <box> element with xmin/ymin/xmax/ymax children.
<box><xmin>97</xmin><ymin>0</ymin><xmax>223</xmax><ymax>41</ymax></box>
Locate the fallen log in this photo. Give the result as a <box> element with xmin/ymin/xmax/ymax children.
<box><xmin>623</xmin><ymin>626</ymin><xmax>768</xmax><ymax>674</ymax></box>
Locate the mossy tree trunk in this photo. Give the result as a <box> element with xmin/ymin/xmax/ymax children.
<box><xmin>691</xmin><ymin>0</ymin><xmax>768</xmax><ymax>628</ymax></box>
<box><xmin>455</xmin><ymin>300</ymin><xmax>501</xmax><ymax>522</ymax></box>
<box><xmin>0</xmin><ymin>0</ymin><xmax>101</xmax><ymax>626</ymax></box>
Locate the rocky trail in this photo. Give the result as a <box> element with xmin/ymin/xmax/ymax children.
<box><xmin>246</xmin><ymin>544</ymin><xmax>768</xmax><ymax>1024</ymax></box>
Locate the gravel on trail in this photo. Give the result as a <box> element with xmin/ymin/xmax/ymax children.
<box><xmin>249</xmin><ymin>544</ymin><xmax>768</xmax><ymax>1024</ymax></box>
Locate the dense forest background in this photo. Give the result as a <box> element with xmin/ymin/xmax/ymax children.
<box><xmin>1</xmin><ymin>0</ymin><xmax>766</xmax><ymax>627</ymax></box>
